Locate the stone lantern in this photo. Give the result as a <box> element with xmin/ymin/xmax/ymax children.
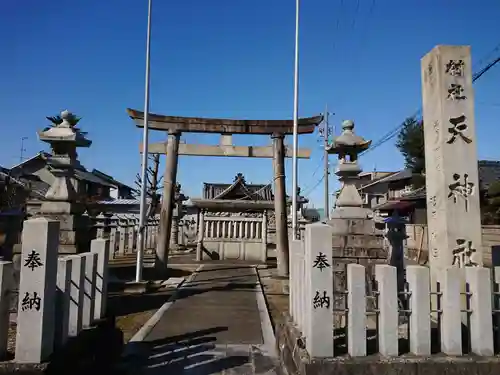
<box><xmin>37</xmin><ymin>110</ymin><xmax>92</xmax><ymax>253</ymax></box>
<box><xmin>171</xmin><ymin>182</ymin><xmax>188</xmax><ymax>250</ymax></box>
<box><xmin>326</xmin><ymin>120</ymin><xmax>372</xmax><ymax>219</ymax></box>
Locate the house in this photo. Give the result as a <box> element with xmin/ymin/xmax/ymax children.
<box><xmin>0</xmin><ymin>166</ymin><xmax>30</xmax><ymax>212</ymax></box>
<box><xmin>371</xmin><ymin>161</ymin><xmax>500</xmax><ymax>224</ymax></box>
<box><xmin>91</xmin><ymin>169</ymin><xmax>136</xmax><ymax>199</ymax></box>
<box><xmin>333</xmin><ymin>170</ymin><xmax>408</xmax><ymax>210</ymax></box>
<box><xmin>8</xmin><ymin>152</ymin><xmax>131</xmax><ymax>203</ymax></box>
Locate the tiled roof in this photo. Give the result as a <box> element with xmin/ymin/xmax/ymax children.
<box><xmin>96</xmin><ymin>198</ymin><xmax>141</xmax><ymax>205</ymax></box>
<box><xmin>203</xmin><ymin>173</ymin><xmax>274</xmax><ymax>201</ymax></box>
<box><xmin>73</xmin><ymin>168</ymin><xmax>116</xmax><ymax>187</ymax></box>
<box><xmin>91</xmin><ymin>169</ymin><xmax>134</xmax><ymax>190</ymax></box>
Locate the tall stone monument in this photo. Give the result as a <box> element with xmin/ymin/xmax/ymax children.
<box><xmin>421</xmin><ymin>45</ymin><xmax>482</xmax><ymax>282</ymax></box>
<box><xmin>37</xmin><ymin>110</ymin><xmax>92</xmax><ymax>253</ymax></box>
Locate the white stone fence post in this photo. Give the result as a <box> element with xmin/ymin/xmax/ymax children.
<box><xmin>14</xmin><ymin>218</ymin><xmax>111</xmax><ymax>364</ymax></box>
<box><xmin>290</xmin><ymin>225</ymin><xmax>500</xmax><ymax>358</ymax></box>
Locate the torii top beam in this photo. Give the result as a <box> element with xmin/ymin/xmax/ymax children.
<box><xmin>126</xmin><ymin>108</ymin><xmax>323</xmax><ymax>135</ymax></box>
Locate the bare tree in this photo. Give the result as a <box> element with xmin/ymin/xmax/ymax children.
<box><xmin>135</xmin><ymin>154</ymin><xmax>163</xmax><ymax>218</ymax></box>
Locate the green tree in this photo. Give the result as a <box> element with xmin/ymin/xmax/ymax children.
<box><xmin>483</xmin><ymin>180</ymin><xmax>500</xmax><ymax>224</ymax></box>
<box><xmin>395</xmin><ymin>116</ymin><xmax>425</xmax><ymax>174</ymax></box>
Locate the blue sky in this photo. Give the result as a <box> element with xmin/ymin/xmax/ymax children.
<box><xmin>1</xmin><ymin>0</ymin><xmax>499</xmax><ymax>208</ymax></box>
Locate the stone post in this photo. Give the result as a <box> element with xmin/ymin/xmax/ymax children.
<box><xmin>171</xmin><ymin>214</ymin><xmax>179</xmax><ymax>249</ymax></box>
<box><xmin>15</xmin><ymin>218</ymin><xmax>59</xmax><ymax>363</ymax></box>
<box><xmin>157</xmin><ymin>131</ymin><xmax>181</xmax><ymax>272</ymax></box>
<box><xmin>55</xmin><ymin>256</ymin><xmax>72</xmax><ymax>347</ymax></box>
<box><xmin>347</xmin><ymin>263</ymin><xmax>367</xmax><ymax>357</ymax></box>
<box><xmin>95</xmin><ymin>213</ymin><xmax>106</xmax><ymax>239</ymax></box>
<box><xmin>91</xmin><ymin>238</ymin><xmax>110</xmax><ymax>320</ymax></box>
<box><xmin>304</xmin><ymin>223</ymin><xmax>333</xmax><ymax>357</ymax></box>
<box><xmin>196</xmin><ymin>209</ymin><xmax>205</xmax><ymax>261</ymax></box>
<box><xmin>440</xmin><ymin>267</ymin><xmax>463</xmax><ymax>355</ymax></box>
<box><xmin>118</xmin><ymin>216</ymin><xmax>127</xmax><ymax>256</ymax></box>
<box><xmin>406</xmin><ymin>266</ymin><xmax>431</xmax><ymax>355</ymax></box>
<box><xmin>261</xmin><ymin>211</ymin><xmax>267</xmax><ymax>262</ymax></box>
<box><xmin>421</xmin><ymin>46</ymin><xmax>483</xmax><ymax>282</ymax></box>
<box><xmin>68</xmin><ymin>255</ymin><xmax>85</xmax><ymax>337</ymax></box>
<box><xmin>127</xmin><ymin>216</ymin><xmax>135</xmax><ymax>253</ymax></box>
<box><xmin>36</xmin><ymin>110</ymin><xmax>92</xmax><ymax>254</ymax></box>
<box><xmin>0</xmin><ymin>261</ymin><xmax>12</xmax><ymax>358</ymax></box>
<box><xmin>272</xmin><ymin>133</ymin><xmax>289</xmax><ymax>277</ymax></box>
<box><xmin>82</xmin><ymin>253</ymin><xmax>97</xmax><ymax>327</ymax></box>
<box><xmin>465</xmin><ymin>267</ymin><xmax>494</xmax><ymax>355</ymax></box>
<box><xmin>108</xmin><ymin>214</ymin><xmax>118</xmax><ymax>258</ymax></box>
<box><xmin>375</xmin><ymin>265</ymin><xmax>398</xmax><ymax>357</ymax></box>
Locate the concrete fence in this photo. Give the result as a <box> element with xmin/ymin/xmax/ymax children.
<box><xmin>93</xmin><ymin>213</ymin><xmax>159</xmax><ymax>259</ymax></box>
<box><xmin>289</xmin><ymin>222</ymin><xmax>500</xmax><ymax>359</ymax></box>
<box><xmin>0</xmin><ymin>218</ymin><xmax>111</xmax><ymax>363</ymax></box>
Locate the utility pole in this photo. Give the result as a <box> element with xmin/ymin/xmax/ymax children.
<box><xmin>320</xmin><ymin>106</ymin><xmax>333</xmax><ymax>220</ymax></box>
<box><xmin>20</xmin><ymin>137</ymin><xmax>28</xmax><ymax>163</ymax></box>
<box><xmin>323</xmin><ymin>109</ymin><xmax>329</xmax><ymax>220</ymax></box>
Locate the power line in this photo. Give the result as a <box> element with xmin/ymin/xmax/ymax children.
<box><xmin>303</xmin><ymin>175</ymin><xmax>325</xmax><ymax>196</ymax></box>
<box><xmin>360</xmin><ymin>52</ymin><xmax>500</xmax><ymax>157</ymax></box>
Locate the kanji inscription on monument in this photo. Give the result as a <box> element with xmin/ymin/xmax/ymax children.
<box><xmin>447</xmin><ymin>84</ymin><xmax>466</xmax><ymax>101</ymax></box>
<box><xmin>313</xmin><ymin>291</ymin><xmax>331</xmax><ymax>309</ymax></box>
<box><xmin>24</xmin><ymin>250</ymin><xmax>43</xmax><ymax>270</ymax></box>
<box><xmin>421</xmin><ymin>45</ymin><xmax>482</xmax><ymax>279</ymax></box>
<box><xmin>21</xmin><ymin>292</ymin><xmax>41</xmax><ymax>311</ymax></box>
<box><xmin>312</xmin><ymin>252</ymin><xmax>330</xmax><ymax>271</ymax></box>
<box><xmin>452</xmin><ymin>238</ymin><xmax>478</xmax><ymax>268</ymax></box>
<box><xmin>447</xmin><ymin>115</ymin><xmax>472</xmax><ymax>144</ymax></box>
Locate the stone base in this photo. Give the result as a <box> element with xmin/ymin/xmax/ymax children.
<box><xmin>276</xmin><ymin>313</ymin><xmax>500</xmax><ymax>375</ymax></box>
<box><xmin>28</xmin><ymin>213</ymin><xmax>91</xmax><ymax>254</ymax></box>
<box><xmin>122</xmin><ymin>281</ymin><xmax>150</xmax><ymax>294</ymax></box>
<box><xmin>329</xmin><ymin>206</ymin><xmax>373</xmax><ymax>221</ymax></box>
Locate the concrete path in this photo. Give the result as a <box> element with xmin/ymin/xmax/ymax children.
<box><xmin>121</xmin><ymin>264</ymin><xmax>280</xmax><ymax>374</ymax></box>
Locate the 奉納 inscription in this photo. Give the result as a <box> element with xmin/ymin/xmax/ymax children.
<box><xmin>23</xmin><ymin>250</ymin><xmax>43</xmax><ymax>271</ymax></box>
<box><xmin>313</xmin><ymin>291</ymin><xmax>331</xmax><ymax>309</ymax></box>
<box><xmin>447</xmin><ymin>115</ymin><xmax>472</xmax><ymax>144</ymax></box>
<box><xmin>312</xmin><ymin>252</ymin><xmax>330</xmax><ymax>271</ymax></box>
<box><xmin>21</xmin><ymin>292</ymin><xmax>41</xmax><ymax>311</ymax></box>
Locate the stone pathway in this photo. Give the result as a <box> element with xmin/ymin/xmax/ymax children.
<box><xmin>121</xmin><ymin>264</ymin><xmax>281</xmax><ymax>374</ymax></box>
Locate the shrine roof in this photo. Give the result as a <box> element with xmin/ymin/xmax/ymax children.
<box><xmin>127</xmin><ymin>108</ymin><xmax>323</xmax><ymax>135</ymax></box>
<box><xmin>190</xmin><ymin>198</ymin><xmax>274</xmax><ymax>211</ymax></box>
<box><xmin>203</xmin><ymin>173</ymin><xmax>273</xmax><ymax>201</ymax></box>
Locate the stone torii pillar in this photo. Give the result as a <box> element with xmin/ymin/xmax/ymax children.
<box><xmin>272</xmin><ymin>133</ymin><xmax>289</xmax><ymax>277</ymax></box>
<box><xmin>156</xmin><ymin>131</ymin><xmax>180</xmax><ymax>273</ymax></box>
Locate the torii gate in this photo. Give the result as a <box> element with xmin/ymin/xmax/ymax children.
<box><xmin>128</xmin><ymin>108</ymin><xmax>323</xmax><ymax>275</ymax></box>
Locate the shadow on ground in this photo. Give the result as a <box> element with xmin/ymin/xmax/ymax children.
<box><xmin>107</xmin><ymin>291</ymin><xmax>175</xmax><ymax>317</ymax></box>
<box><xmin>121</xmin><ymin>326</ymin><xmax>252</xmax><ymax>374</ymax></box>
